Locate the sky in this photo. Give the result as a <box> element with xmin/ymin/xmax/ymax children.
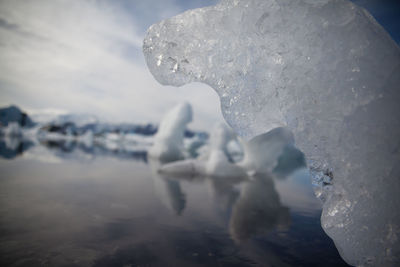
<box><xmin>0</xmin><ymin>0</ymin><xmax>398</xmax><ymax>130</ymax></box>
<box><xmin>0</xmin><ymin>0</ymin><xmax>220</xmax><ymax>130</ymax></box>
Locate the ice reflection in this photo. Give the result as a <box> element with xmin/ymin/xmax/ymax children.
<box><xmin>154</xmin><ymin>165</ymin><xmax>292</xmax><ymax>243</ymax></box>
<box><xmin>0</xmin><ymin>136</ymin><xmax>348</xmax><ymax>266</ymax></box>
<box><xmin>40</xmin><ymin>140</ymin><xmax>148</xmax><ymax>163</ymax></box>
<box><xmin>150</xmin><ymin>125</ymin><xmax>306</xmax><ymax>243</ymax></box>
<box><xmin>229</xmin><ymin>173</ymin><xmax>290</xmax><ymax>243</ymax></box>
<box><xmin>0</xmin><ymin>136</ymin><xmax>148</xmax><ymax>162</ymax></box>
<box><xmin>149</xmin><ymin>158</ymin><xmax>186</xmax><ymax>215</ymax></box>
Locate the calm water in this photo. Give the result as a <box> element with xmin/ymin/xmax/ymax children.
<box><xmin>0</xmin><ymin>147</ymin><xmax>349</xmax><ymax>266</ymax></box>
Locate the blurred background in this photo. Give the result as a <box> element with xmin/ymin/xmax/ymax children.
<box><xmin>0</xmin><ymin>0</ymin><xmax>222</xmax><ymax>130</ymax></box>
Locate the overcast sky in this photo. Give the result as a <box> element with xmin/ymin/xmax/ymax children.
<box><xmin>0</xmin><ymin>0</ymin><xmax>398</xmax><ymax>130</ymax></box>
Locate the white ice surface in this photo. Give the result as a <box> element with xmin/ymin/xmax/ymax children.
<box><xmin>149</xmin><ymin>102</ymin><xmax>192</xmax><ymax>161</ymax></box>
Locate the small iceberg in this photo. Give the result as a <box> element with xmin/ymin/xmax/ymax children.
<box><xmin>148</xmin><ymin>102</ymin><xmax>192</xmax><ymax>162</ymax></box>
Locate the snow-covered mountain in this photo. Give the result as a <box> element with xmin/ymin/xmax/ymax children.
<box><xmin>0</xmin><ymin>105</ymin><xmax>34</xmax><ymax>128</ymax></box>
<box><xmin>0</xmin><ymin>105</ymin><xmax>209</xmax><ymax>160</ymax></box>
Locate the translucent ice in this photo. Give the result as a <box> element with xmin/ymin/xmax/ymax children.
<box><xmin>149</xmin><ymin>102</ymin><xmax>192</xmax><ymax>161</ymax></box>
<box><xmin>238</xmin><ymin>127</ymin><xmax>294</xmax><ymax>173</ymax></box>
<box><xmin>143</xmin><ymin>0</ymin><xmax>400</xmax><ymax>265</ymax></box>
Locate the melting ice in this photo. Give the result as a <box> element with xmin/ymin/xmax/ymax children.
<box><xmin>143</xmin><ymin>0</ymin><xmax>400</xmax><ymax>266</ymax></box>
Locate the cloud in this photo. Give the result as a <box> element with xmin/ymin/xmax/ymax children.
<box><xmin>0</xmin><ymin>0</ymin><xmax>223</xmax><ymax>129</ymax></box>
<box><xmin>0</xmin><ymin>17</ymin><xmax>20</xmax><ymax>31</ymax></box>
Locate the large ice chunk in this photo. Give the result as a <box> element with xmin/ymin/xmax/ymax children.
<box><xmin>143</xmin><ymin>0</ymin><xmax>400</xmax><ymax>266</ymax></box>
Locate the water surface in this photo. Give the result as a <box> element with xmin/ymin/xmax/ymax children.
<box><xmin>0</xmin><ymin>148</ymin><xmax>349</xmax><ymax>266</ymax></box>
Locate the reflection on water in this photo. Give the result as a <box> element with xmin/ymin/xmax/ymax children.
<box><xmin>152</xmin><ymin>160</ymin><xmax>291</xmax><ymax>243</ymax></box>
<box><xmin>229</xmin><ymin>173</ymin><xmax>290</xmax><ymax>243</ymax></box>
<box><xmin>0</xmin><ymin>136</ymin><xmax>148</xmax><ymax>163</ymax></box>
<box><xmin>150</xmin><ymin>159</ymin><xmax>187</xmax><ymax>215</ymax></box>
<box><xmin>41</xmin><ymin>140</ymin><xmax>148</xmax><ymax>163</ymax></box>
<box><xmin>0</xmin><ymin>137</ymin><xmax>34</xmax><ymax>159</ymax></box>
<box><xmin>0</xmin><ymin>141</ymin><xmax>349</xmax><ymax>266</ymax></box>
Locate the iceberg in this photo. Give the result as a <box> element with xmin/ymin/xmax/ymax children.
<box><xmin>208</xmin><ymin>122</ymin><xmax>238</xmax><ymax>159</ymax></box>
<box><xmin>160</xmin><ymin>123</ymin><xmax>301</xmax><ymax>181</ymax></box>
<box><xmin>148</xmin><ymin>102</ymin><xmax>192</xmax><ymax>161</ymax></box>
<box><xmin>203</xmin><ymin>123</ymin><xmax>246</xmax><ymax>177</ymax></box>
<box><xmin>143</xmin><ymin>0</ymin><xmax>400</xmax><ymax>266</ymax></box>
<box><xmin>159</xmin><ymin>123</ymin><xmax>246</xmax><ymax>177</ymax></box>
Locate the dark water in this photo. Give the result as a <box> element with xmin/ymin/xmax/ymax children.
<box><xmin>0</xmin><ymin>147</ymin><xmax>349</xmax><ymax>266</ymax></box>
